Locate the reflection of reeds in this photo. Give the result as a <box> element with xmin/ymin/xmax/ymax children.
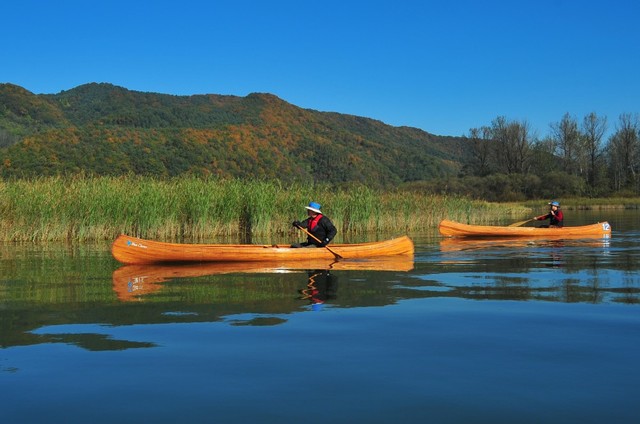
<box><xmin>0</xmin><ymin>175</ymin><xmax>524</xmax><ymax>242</ymax></box>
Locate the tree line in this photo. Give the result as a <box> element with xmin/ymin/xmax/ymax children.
<box><xmin>447</xmin><ymin>112</ymin><xmax>639</xmax><ymax>200</ymax></box>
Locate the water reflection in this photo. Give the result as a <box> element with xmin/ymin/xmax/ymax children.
<box><xmin>112</xmin><ymin>257</ymin><xmax>413</xmax><ymax>302</ymax></box>
<box><xmin>2</xmin><ymin>209</ymin><xmax>639</xmax><ymax>355</ymax></box>
<box><xmin>298</xmin><ymin>270</ymin><xmax>338</xmax><ymax>311</ymax></box>
<box><xmin>438</xmin><ymin>234</ymin><xmax>612</xmax><ymax>253</ymax></box>
<box><xmin>2</xmin><ymin>211</ymin><xmax>639</xmax><ymax>424</ymax></box>
<box><xmin>29</xmin><ymin>329</ymin><xmax>157</xmax><ymax>351</ymax></box>
<box><xmin>414</xmin><ymin>232</ymin><xmax>638</xmax><ymax>304</ymax></box>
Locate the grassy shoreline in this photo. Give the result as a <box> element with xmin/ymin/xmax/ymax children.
<box><xmin>0</xmin><ymin>176</ymin><xmax>637</xmax><ymax>243</ymax></box>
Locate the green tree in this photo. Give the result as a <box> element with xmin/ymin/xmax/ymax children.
<box><xmin>581</xmin><ymin>112</ymin><xmax>608</xmax><ymax>192</ymax></box>
<box><xmin>607</xmin><ymin>113</ymin><xmax>640</xmax><ymax>194</ymax></box>
<box><xmin>490</xmin><ymin>116</ymin><xmax>533</xmax><ymax>174</ymax></box>
<box><xmin>550</xmin><ymin>112</ymin><xmax>581</xmax><ymax>176</ymax></box>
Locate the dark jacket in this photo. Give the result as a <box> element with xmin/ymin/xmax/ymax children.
<box><xmin>299</xmin><ymin>215</ymin><xmax>337</xmax><ymax>246</ymax></box>
<box><xmin>537</xmin><ymin>210</ymin><xmax>564</xmax><ymax>227</ymax></box>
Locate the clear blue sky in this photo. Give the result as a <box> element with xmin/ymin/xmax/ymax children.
<box><xmin>3</xmin><ymin>0</ymin><xmax>639</xmax><ymax>138</ymax></box>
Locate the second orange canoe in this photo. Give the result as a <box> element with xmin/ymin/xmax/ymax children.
<box><xmin>438</xmin><ymin>219</ymin><xmax>612</xmax><ymax>238</ymax></box>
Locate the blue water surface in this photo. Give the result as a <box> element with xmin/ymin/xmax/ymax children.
<box><xmin>1</xmin><ymin>210</ymin><xmax>639</xmax><ymax>424</ymax></box>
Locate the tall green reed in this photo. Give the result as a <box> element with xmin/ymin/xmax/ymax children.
<box><xmin>0</xmin><ymin>175</ymin><xmax>524</xmax><ymax>242</ymax></box>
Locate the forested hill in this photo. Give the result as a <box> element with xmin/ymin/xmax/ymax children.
<box><xmin>0</xmin><ymin>82</ymin><xmax>470</xmax><ymax>185</ymax></box>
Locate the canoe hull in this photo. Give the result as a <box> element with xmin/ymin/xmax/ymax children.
<box><xmin>438</xmin><ymin>219</ymin><xmax>612</xmax><ymax>238</ymax></box>
<box><xmin>111</xmin><ymin>234</ymin><xmax>415</xmax><ymax>264</ymax></box>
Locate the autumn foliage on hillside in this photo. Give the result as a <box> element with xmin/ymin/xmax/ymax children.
<box><xmin>0</xmin><ymin>83</ymin><xmax>466</xmax><ymax>185</ymax></box>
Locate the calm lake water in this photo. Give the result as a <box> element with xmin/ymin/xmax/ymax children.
<box><xmin>1</xmin><ymin>210</ymin><xmax>639</xmax><ymax>424</ymax></box>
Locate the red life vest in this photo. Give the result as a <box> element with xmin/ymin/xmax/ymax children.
<box><xmin>309</xmin><ymin>214</ymin><xmax>323</xmax><ymax>230</ymax></box>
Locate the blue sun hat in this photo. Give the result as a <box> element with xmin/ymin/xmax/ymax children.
<box><xmin>548</xmin><ymin>201</ymin><xmax>560</xmax><ymax>207</ymax></box>
<box><xmin>305</xmin><ymin>202</ymin><xmax>322</xmax><ymax>214</ymax></box>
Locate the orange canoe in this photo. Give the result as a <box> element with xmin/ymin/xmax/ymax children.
<box><xmin>111</xmin><ymin>234</ymin><xmax>415</xmax><ymax>265</ymax></box>
<box><xmin>438</xmin><ymin>219</ymin><xmax>612</xmax><ymax>238</ymax></box>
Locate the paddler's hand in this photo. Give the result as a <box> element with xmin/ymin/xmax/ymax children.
<box><xmin>292</xmin><ymin>220</ymin><xmax>302</xmax><ymax>228</ymax></box>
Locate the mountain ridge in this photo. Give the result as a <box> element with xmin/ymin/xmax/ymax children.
<box><xmin>0</xmin><ymin>82</ymin><xmax>470</xmax><ymax>185</ymax></box>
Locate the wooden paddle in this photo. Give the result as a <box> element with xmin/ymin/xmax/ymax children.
<box><xmin>509</xmin><ymin>217</ymin><xmax>536</xmax><ymax>227</ymax></box>
<box><xmin>294</xmin><ymin>225</ymin><xmax>343</xmax><ymax>259</ymax></box>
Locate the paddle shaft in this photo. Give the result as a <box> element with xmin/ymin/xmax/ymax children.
<box><xmin>295</xmin><ymin>225</ymin><xmax>343</xmax><ymax>259</ymax></box>
<box><xmin>508</xmin><ymin>218</ymin><xmax>536</xmax><ymax>227</ymax></box>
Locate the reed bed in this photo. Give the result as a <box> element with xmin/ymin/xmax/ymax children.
<box><xmin>0</xmin><ymin>175</ymin><xmax>527</xmax><ymax>242</ymax></box>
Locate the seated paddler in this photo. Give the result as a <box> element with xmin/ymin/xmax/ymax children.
<box><xmin>291</xmin><ymin>201</ymin><xmax>337</xmax><ymax>248</ymax></box>
<box><xmin>533</xmin><ymin>200</ymin><xmax>564</xmax><ymax>228</ymax></box>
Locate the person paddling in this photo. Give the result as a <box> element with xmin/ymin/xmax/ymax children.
<box><xmin>291</xmin><ymin>202</ymin><xmax>337</xmax><ymax>248</ymax></box>
<box><xmin>534</xmin><ymin>200</ymin><xmax>564</xmax><ymax>228</ymax></box>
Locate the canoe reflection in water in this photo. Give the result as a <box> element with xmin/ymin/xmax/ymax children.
<box><xmin>439</xmin><ymin>235</ymin><xmax>612</xmax><ymax>269</ymax></box>
<box><xmin>112</xmin><ymin>257</ymin><xmax>413</xmax><ymax>302</ymax></box>
<box><xmin>298</xmin><ymin>270</ymin><xmax>338</xmax><ymax>311</ymax></box>
<box><xmin>439</xmin><ymin>235</ymin><xmax>611</xmax><ymax>252</ymax></box>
